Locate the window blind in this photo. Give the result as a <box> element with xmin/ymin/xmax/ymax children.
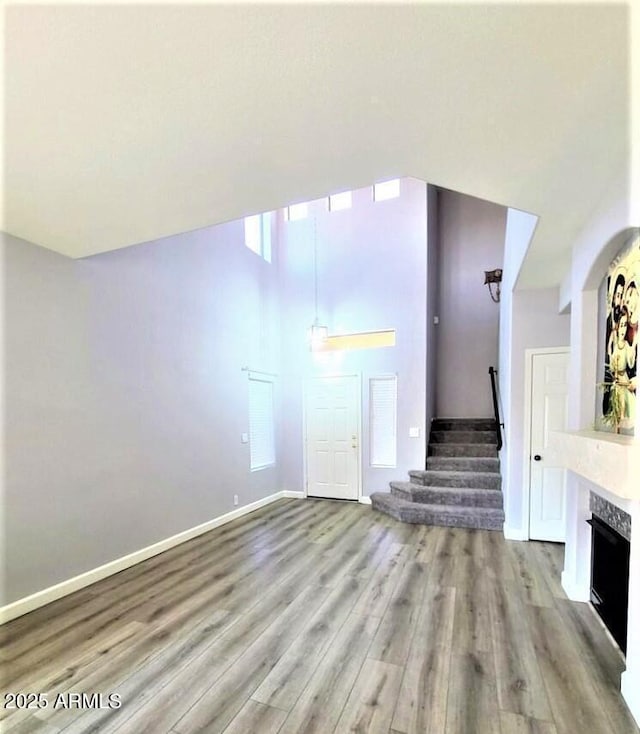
<box><xmin>370</xmin><ymin>376</ymin><xmax>397</xmax><ymax>467</ymax></box>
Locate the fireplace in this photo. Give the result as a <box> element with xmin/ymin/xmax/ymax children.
<box><xmin>550</xmin><ymin>424</ymin><xmax>638</xmax><ymax>723</ymax></box>
<box><xmin>588</xmin><ymin>513</ymin><xmax>631</xmax><ymax>654</ymax></box>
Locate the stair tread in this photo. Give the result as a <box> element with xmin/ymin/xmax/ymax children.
<box><xmin>409</xmin><ymin>469</ymin><xmax>501</xmax><ymax>490</ymax></box>
<box><xmin>410</xmin><ymin>469</ymin><xmax>501</xmax><ymax>478</ymax></box>
<box><xmin>371</xmin><ymin>492</ymin><xmax>504</xmax><ymax>515</ymax></box>
<box><xmin>371</xmin><ymin>492</ymin><xmax>504</xmax><ymax>516</ymax></box>
<box><xmin>431</xmin><ymin>419</ymin><xmax>496</xmax><ymax>426</ymax></box>
<box><xmin>431</xmin><ymin>430</ymin><xmax>495</xmax><ymax>434</ymax></box>
<box><xmin>389</xmin><ymin>482</ymin><xmax>503</xmax><ymax>508</ymax></box>
<box><xmin>427</xmin><ymin>456</ymin><xmax>500</xmax><ymax>464</ymax></box>
<box><xmin>430</xmin><ymin>430</ymin><xmax>497</xmax><ymax>444</ymax></box>
<box><xmin>428</xmin><ymin>444</ymin><xmax>498</xmax><ymax>458</ymax></box>
<box><xmin>428</xmin><ymin>442</ymin><xmax>497</xmax><ymax>447</ymax></box>
<box><xmin>390</xmin><ymin>480</ymin><xmax>501</xmax><ymax>494</ymax></box>
<box><xmin>427</xmin><ymin>457</ymin><xmax>499</xmax><ymax>468</ymax></box>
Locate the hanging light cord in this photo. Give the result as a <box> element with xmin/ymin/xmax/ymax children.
<box><xmin>313</xmin><ymin>217</ymin><xmax>319</xmax><ymax>325</ymax></box>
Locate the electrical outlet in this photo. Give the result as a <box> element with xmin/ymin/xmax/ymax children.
<box><xmin>241</xmin><ymin>433</ymin><xmax>249</xmax><ymax>444</ymax></box>
<box><xmin>233</xmin><ymin>494</ymin><xmax>239</xmax><ymax>506</ymax></box>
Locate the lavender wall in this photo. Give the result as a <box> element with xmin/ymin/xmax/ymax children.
<box><xmin>504</xmin><ymin>287</ymin><xmax>570</xmax><ymax>536</ymax></box>
<box><xmin>498</xmin><ymin>206</ymin><xmax>539</xmax><ymax>539</ymax></box>
<box><xmin>425</xmin><ymin>185</ymin><xmax>440</xmax><ymax>433</ymax></box>
<box><xmin>3</xmin><ymin>225</ymin><xmax>282</xmax><ymax>604</ymax></box>
<box><xmin>278</xmin><ymin>179</ymin><xmax>428</xmax><ymax>498</ymax></box>
<box><xmin>436</xmin><ymin>189</ymin><xmax>507</xmax><ymax>417</ymax></box>
<box><xmin>4</xmin><ymin>176</ymin><xmax>497</xmax><ymax>606</ymax></box>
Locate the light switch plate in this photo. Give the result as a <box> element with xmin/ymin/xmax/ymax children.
<box><xmin>241</xmin><ymin>433</ymin><xmax>249</xmax><ymax>444</ymax></box>
<box><xmin>409</xmin><ymin>427</ymin><xmax>421</xmax><ymax>438</ymax></box>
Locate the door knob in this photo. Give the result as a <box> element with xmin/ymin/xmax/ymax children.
<box><xmin>533</xmin><ymin>454</ymin><xmax>542</xmax><ymax>461</ymax></box>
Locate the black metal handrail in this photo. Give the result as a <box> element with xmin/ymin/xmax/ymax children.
<box><xmin>488</xmin><ymin>366</ymin><xmax>503</xmax><ymax>450</ymax></box>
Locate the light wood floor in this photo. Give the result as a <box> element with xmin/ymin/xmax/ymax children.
<box><xmin>1</xmin><ymin>498</ymin><xmax>638</xmax><ymax>734</ymax></box>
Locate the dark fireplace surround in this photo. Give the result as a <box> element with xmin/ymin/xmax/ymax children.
<box><xmin>588</xmin><ymin>494</ymin><xmax>632</xmax><ymax>654</ymax></box>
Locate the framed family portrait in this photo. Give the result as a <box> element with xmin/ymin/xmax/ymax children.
<box><xmin>601</xmin><ymin>233</ymin><xmax>639</xmax><ymax>433</ymax></box>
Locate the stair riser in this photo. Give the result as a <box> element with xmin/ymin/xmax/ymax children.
<box><xmin>390</xmin><ymin>484</ymin><xmax>503</xmax><ymax>509</ymax></box>
<box><xmin>409</xmin><ymin>470</ymin><xmax>501</xmax><ymax>490</ymax></box>
<box><xmin>389</xmin><ymin>484</ymin><xmax>412</xmax><ymax>501</ymax></box>
<box><xmin>431</xmin><ymin>419</ymin><xmax>496</xmax><ymax>432</ymax></box>
<box><xmin>426</xmin><ymin>457</ymin><xmax>500</xmax><ymax>472</ymax></box>
<box><xmin>402</xmin><ymin>512</ymin><xmax>504</xmax><ymax>531</ymax></box>
<box><xmin>430</xmin><ymin>431</ymin><xmax>496</xmax><ymax>444</ymax></box>
<box><xmin>429</xmin><ymin>444</ymin><xmax>498</xmax><ymax>458</ymax></box>
<box><xmin>371</xmin><ymin>496</ymin><xmax>504</xmax><ymax>531</ymax></box>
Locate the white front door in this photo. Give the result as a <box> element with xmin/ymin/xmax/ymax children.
<box><xmin>305</xmin><ymin>375</ymin><xmax>360</xmax><ymax>500</ymax></box>
<box><xmin>529</xmin><ymin>350</ymin><xmax>570</xmax><ymax>541</ymax></box>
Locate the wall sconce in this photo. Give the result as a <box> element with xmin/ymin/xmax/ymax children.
<box><xmin>484</xmin><ymin>268</ymin><xmax>503</xmax><ymax>303</ymax></box>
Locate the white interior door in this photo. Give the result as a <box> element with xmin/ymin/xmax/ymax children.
<box><xmin>529</xmin><ymin>350</ymin><xmax>569</xmax><ymax>541</ymax></box>
<box><xmin>305</xmin><ymin>375</ymin><xmax>360</xmax><ymax>500</ymax></box>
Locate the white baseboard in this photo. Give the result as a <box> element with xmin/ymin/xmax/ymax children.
<box><xmin>359</xmin><ymin>496</ymin><xmax>372</xmax><ymax>505</ymax></box>
<box><xmin>0</xmin><ymin>490</ymin><xmax>302</xmax><ymax>625</ymax></box>
<box><xmin>283</xmin><ymin>490</ymin><xmax>305</xmax><ymax>499</ymax></box>
<box><xmin>561</xmin><ymin>570</ymin><xmax>591</xmax><ymax>602</ymax></box>
<box><xmin>622</xmin><ymin>670</ymin><xmax>640</xmax><ymax>727</ymax></box>
<box><xmin>503</xmin><ymin>524</ymin><xmax>528</xmax><ymax>541</ymax></box>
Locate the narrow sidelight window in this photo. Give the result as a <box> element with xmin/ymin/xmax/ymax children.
<box><xmin>249</xmin><ymin>376</ymin><xmax>276</xmax><ymax>470</ymax></box>
<box><xmin>370</xmin><ymin>376</ymin><xmax>397</xmax><ymax>467</ymax></box>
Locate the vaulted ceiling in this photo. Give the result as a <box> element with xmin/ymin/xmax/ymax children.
<box><xmin>3</xmin><ymin>3</ymin><xmax>631</xmax><ymax>287</ymax></box>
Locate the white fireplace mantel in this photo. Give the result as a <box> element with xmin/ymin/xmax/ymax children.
<box><xmin>549</xmin><ymin>429</ymin><xmax>640</xmax><ymax>500</ymax></box>
<box><xmin>551</xmin><ymin>428</ymin><xmax>640</xmax><ymax>728</ymax></box>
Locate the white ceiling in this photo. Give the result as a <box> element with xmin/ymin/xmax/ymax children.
<box><xmin>3</xmin><ymin>3</ymin><xmax>630</xmax><ymax>287</ymax></box>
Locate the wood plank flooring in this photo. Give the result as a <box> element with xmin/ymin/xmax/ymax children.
<box><xmin>1</xmin><ymin>498</ymin><xmax>637</xmax><ymax>734</ymax></box>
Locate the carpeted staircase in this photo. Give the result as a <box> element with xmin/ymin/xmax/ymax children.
<box><xmin>370</xmin><ymin>418</ymin><xmax>504</xmax><ymax>531</ymax></box>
